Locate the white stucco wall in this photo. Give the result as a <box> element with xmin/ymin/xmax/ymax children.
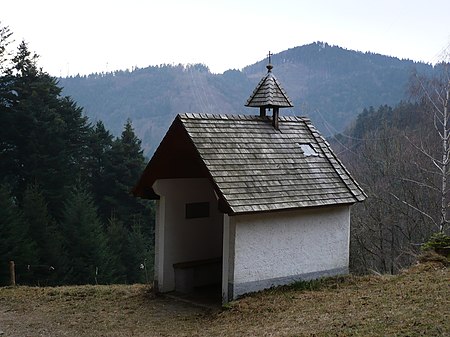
<box><xmin>230</xmin><ymin>205</ymin><xmax>350</xmax><ymax>298</ymax></box>
<box><xmin>153</xmin><ymin>178</ymin><xmax>223</xmax><ymax>292</ymax></box>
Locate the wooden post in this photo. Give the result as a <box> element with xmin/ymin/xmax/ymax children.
<box><xmin>272</xmin><ymin>107</ymin><xmax>279</xmax><ymax>130</ymax></box>
<box><xmin>9</xmin><ymin>261</ymin><xmax>15</xmax><ymax>286</ymax></box>
<box><xmin>260</xmin><ymin>107</ymin><xmax>266</xmax><ymax>117</ymax></box>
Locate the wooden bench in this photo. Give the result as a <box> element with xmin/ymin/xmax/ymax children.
<box><xmin>173</xmin><ymin>257</ymin><xmax>222</xmax><ymax>293</ymax></box>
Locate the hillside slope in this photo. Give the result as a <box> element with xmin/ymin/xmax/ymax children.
<box><xmin>59</xmin><ymin>42</ymin><xmax>434</xmax><ymax>155</ymax></box>
<box><xmin>0</xmin><ymin>261</ymin><xmax>448</xmax><ymax>336</ymax></box>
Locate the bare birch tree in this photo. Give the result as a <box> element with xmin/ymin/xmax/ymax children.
<box><xmin>409</xmin><ymin>68</ymin><xmax>450</xmax><ymax>233</ymax></box>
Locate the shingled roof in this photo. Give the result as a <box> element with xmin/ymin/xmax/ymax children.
<box><xmin>245</xmin><ymin>64</ymin><xmax>294</xmax><ymax>108</ymax></box>
<box><xmin>133</xmin><ymin>113</ymin><xmax>366</xmax><ymax>215</ymax></box>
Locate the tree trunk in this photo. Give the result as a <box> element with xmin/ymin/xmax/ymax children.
<box><xmin>440</xmin><ymin>88</ymin><xmax>449</xmax><ymax>232</ymax></box>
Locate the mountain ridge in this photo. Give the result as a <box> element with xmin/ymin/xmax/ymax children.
<box><xmin>59</xmin><ymin>42</ymin><xmax>435</xmax><ymax>155</ymax></box>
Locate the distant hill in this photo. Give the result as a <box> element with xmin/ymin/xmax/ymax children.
<box><xmin>59</xmin><ymin>42</ymin><xmax>434</xmax><ymax>155</ymax></box>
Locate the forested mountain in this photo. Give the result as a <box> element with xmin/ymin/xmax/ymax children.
<box><xmin>59</xmin><ymin>42</ymin><xmax>434</xmax><ymax>155</ymax></box>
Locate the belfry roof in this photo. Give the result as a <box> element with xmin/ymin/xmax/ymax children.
<box><xmin>245</xmin><ymin>64</ymin><xmax>294</xmax><ymax>109</ymax></box>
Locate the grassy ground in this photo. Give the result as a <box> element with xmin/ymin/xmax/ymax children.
<box><xmin>0</xmin><ymin>261</ymin><xmax>448</xmax><ymax>337</ymax></box>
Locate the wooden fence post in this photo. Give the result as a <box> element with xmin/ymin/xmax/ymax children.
<box><xmin>9</xmin><ymin>261</ymin><xmax>16</xmax><ymax>286</ymax></box>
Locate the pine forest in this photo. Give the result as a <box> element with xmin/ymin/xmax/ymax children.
<box><xmin>0</xmin><ymin>25</ymin><xmax>154</xmax><ymax>286</ymax></box>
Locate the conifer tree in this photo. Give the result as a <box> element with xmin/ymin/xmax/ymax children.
<box><xmin>0</xmin><ymin>185</ymin><xmax>37</xmax><ymax>285</ymax></box>
<box><xmin>105</xmin><ymin>216</ymin><xmax>128</xmax><ymax>283</ymax></box>
<box><xmin>87</xmin><ymin>121</ymin><xmax>115</xmax><ymax>222</ymax></box>
<box><xmin>60</xmin><ymin>186</ymin><xmax>110</xmax><ymax>284</ymax></box>
<box><xmin>22</xmin><ymin>184</ymin><xmax>62</xmax><ymax>284</ymax></box>
<box><xmin>126</xmin><ymin>221</ymin><xmax>154</xmax><ymax>283</ymax></box>
<box><xmin>105</xmin><ymin>119</ymin><xmax>148</xmax><ymax>228</ymax></box>
<box><xmin>0</xmin><ymin>22</ymin><xmax>13</xmax><ymax>75</ymax></box>
<box><xmin>0</xmin><ymin>41</ymin><xmax>90</xmax><ymax>217</ymax></box>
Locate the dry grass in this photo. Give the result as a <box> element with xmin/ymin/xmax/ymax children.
<box><xmin>0</xmin><ymin>262</ymin><xmax>448</xmax><ymax>337</ymax></box>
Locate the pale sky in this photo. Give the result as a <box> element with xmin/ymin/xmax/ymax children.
<box><xmin>2</xmin><ymin>0</ymin><xmax>450</xmax><ymax>77</ymax></box>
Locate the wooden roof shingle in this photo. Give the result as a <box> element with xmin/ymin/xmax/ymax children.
<box><xmin>133</xmin><ymin>113</ymin><xmax>366</xmax><ymax>215</ymax></box>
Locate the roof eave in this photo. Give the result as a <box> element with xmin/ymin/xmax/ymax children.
<box><xmin>229</xmin><ymin>201</ymin><xmax>359</xmax><ymax>217</ymax></box>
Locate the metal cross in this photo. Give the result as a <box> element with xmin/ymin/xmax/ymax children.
<box><xmin>268</xmin><ymin>51</ymin><xmax>272</xmax><ymax>64</ymax></box>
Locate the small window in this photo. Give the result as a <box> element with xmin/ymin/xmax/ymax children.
<box><xmin>185</xmin><ymin>202</ymin><xmax>210</xmax><ymax>219</ymax></box>
<box><xmin>299</xmin><ymin>143</ymin><xmax>318</xmax><ymax>157</ymax></box>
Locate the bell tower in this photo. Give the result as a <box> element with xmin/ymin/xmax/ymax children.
<box><xmin>245</xmin><ymin>52</ymin><xmax>294</xmax><ymax>129</ymax></box>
